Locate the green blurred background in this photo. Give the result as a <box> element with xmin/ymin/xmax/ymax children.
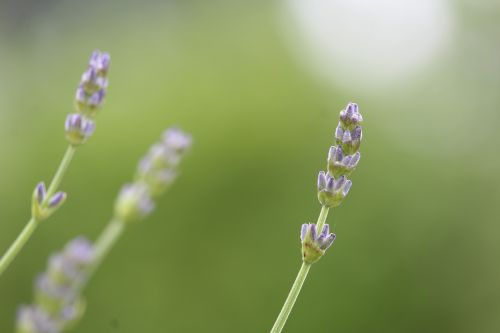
<box><xmin>1</xmin><ymin>0</ymin><xmax>500</xmax><ymax>332</ymax></box>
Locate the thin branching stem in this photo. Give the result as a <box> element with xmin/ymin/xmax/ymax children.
<box><xmin>0</xmin><ymin>145</ymin><xmax>76</xmax><ymax>276</ymax></box>
<box><xmin>270</xmin><ymin>205</ymin><xmax>330</xmax><ymax>333</ymax></box>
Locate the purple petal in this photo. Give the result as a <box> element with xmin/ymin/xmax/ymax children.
<box><xmin>352</xmin><ymin>126</ymin><xmax>362</xmax><ymax>140</ymax></box>
<box><xmin>48</xmin><ymin>192</ymin><xmax>66</xmax><ymax>208</ymax></box>
<box><xmin>310</xmin><ymin>224</ymin><xmax>317</xmax><ymax>241</ymax></box>
<box><xmin>317</xmin><ymin>171</ymin><xmax>327</xmax><ymax>191</ymax></box>
<box><xmin>335</xmin><ymin>124</ymin><xmax>343</xmax><ymax>141</ymax></box>
<box><xmin>321</xmin><ymin>224</ymin><xmax>330</xmax><ymax>237</ymax></box>
<box><xmin>326</xmin><ymin>176</ymin><xmax>335</xmax><ymax>192</ymax></box>
<box><xmin>342</xmin><ymin>180</ymin><xmax>352</xmax><ymax>196</ymax></box>
<box><xmin>301</xmin><ymin>224</ymin><xmax>308</xmax><ymax>241</ymax></box>
<box><xmin>342</xmin><ymin>130</ymin><xmax>352</xmax><ymax>143</ymax></box>
<box><xmin>350</xmin><ymin>152</ymin><xmax>360</xmax><ymax>167</ymax></box>
<box><xmin>35</xmin><ymin>182</ymin><xmax>46</xmax><ymax>203</ymax></box>
<box><xmin>334</xmin><ymin>176</ymin><xmax>346</xmax><ymax>191</ymax></box>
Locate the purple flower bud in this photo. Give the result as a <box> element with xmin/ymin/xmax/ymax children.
<box><xmin>114</xmin><ymin>183</ymin><xmax>155</xmax><ymax>223</ymax></box>
<box><xmin>162</xmin><ymin>128</ymin><xmax>192</xmax><ymax>153</ymax></box>
<box><xmin>65</xmin><ymin>114</ymin><xmax>96</xmax><ymax>146</ymax></box>
<box><xmin>63</xmin><ymin>237</ymin><xmax>94</xmax><ymax>267</ymax></box>
<box><xmin>87</xmin><ymin>90</ymin><xmax>106</xmax><ymax>109</ymax></box>
<box><xmin>16</xmin><ymin>306</ymin><xmax>59</xmax><ymax>333</ymax></box>
<box><xmin>342</xmin><ymin>180</ymin><xmax>352</xmax><ymax>196</ymax></box>
<box><xmin>309</xmin><ymin>223</ymin><xmax>317</xmax><ymax>241</ymax></box>
<box><xmin>36</xmin><ymin>273</ymin><xmax>76</xmax><ymax>303</ymax></box>
<box><xmin>80</xmin><ymin>68</ymin><xmax>97</xmax><ymax>86</ymax></box>
<box><xmin>328</xmin><ymin>145</ymin><xmax>360</xmax><ymax>177</ymax></box>
<box><xmin>48</xmin><ymin>192</ymin><xmax>67</xmax><ymax>209</ymax></box>
<box><xmin>320</xmin><ymin>224</ymin><xmax>330</xmax><ymax>237</ymax></box>
<box><xmin>351</xmin><ymin>126</ymin><xmax>362</xmax><ymax>141</ymax></box>
<box><xmin>335</xmin><ymin>124</ymin><xmax>343</xmax><ymax>142</ymax></box>
<box><xmin>301</xmin><ymin>223</ymin><xmax>336</xmax><ymax>263</ymax></box>
<box><xmin>75</xmin><ymin>50</ymin><xmax>110</xmax><ymax>114</ymax></box>
<box><xmin>339</xmin><ymin>102</ymin><xmax>363</xmax><ymax>129</ymax></box>
<box><xmin>89</xmin><ymin>50</ymin><xmax>111</xmax><ymax>73</ymax></box>
<box><xmin>318</xmin><ymin>233</ymin><xmax>336</xmax><ymax>251</ymax></box>
<box><xmin>317</xmin><ymin>172</ymin><xmax>352</xmax><ymax>208</ymax></box>
<box><xmin>317</xmin><ymin>171</ymin><xmax>327</xmax><ymax>191</ymax></box>
<box><xmin>349</xmin><ymin>152</ymin><xmax>360</xmax><ymax>167</ymax></box>
<box><xmin>342</xmin><ymin>130</ymin><xmax>352</xmax><ymax>143</ymax></box>
<box><xmin>300</xmin><ymin>224</ymin><xmax>308</xmax><ymax>242</ymax></box>
<box><xmin>334</xmin><ymin>175</ymin><xmax>346</xmax><ymax>191</ymax></box>
<box><xmin>35</xmin><ymin>182</ymin><xmax>46</xmax><ymax>204</ymax></box>
<box><xmin>326</xmin><ymin>175</ymin><xmax>335</xmax><ymax>192</ymax></box>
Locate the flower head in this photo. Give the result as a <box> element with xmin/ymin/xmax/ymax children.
<box><xmin>76</xmin><ymin>50</ymin><xmax>110</xmax><ymax>115</ymax></box>
<box><xmin>65</xmin><ymin>50</ymin><xmax>110</xmax><ymax>146</ymax></box>
<box><xmin>339</xmin><ymin>102</ymin><xmax>363</xmax><ymax>129</ymax></box>
<box><xmin>317</xmin><ymin>171</ymin><xmax>352</xmax><ymax>208</ymax></box>
<box><xmin>301</xmin><ymin>223</ymin><xmax>336</xmax><ymax>264</ymax></box>
<box><xmin>327</xmin><ymin>146</ymin><xmax>360</xmax><ymax>177</ymax></box>
<box><xmin>317</xmin><ymin>102</ymin><xmax>363</xmax><ymax>207</ymax></box>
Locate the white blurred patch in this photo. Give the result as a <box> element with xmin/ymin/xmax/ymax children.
<box><xmin>283</xmin><ymin>0</ymin><xmax>454</xmax><ymax>91</ymax></box>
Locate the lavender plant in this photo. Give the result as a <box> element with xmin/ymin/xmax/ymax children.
<box><xmin>0</xmin><ymin>51</ymin><xmax>111</xmax><ymax>277</ymax></box>
<box><xmin>16</xmin><ymin>128</ymin><xmax>192</xmax><ymax>332</ymax></box>
<box><xmin>270</xmin><ymin>103</ymin><xmax>363</xmax><ymax>333</ymax></box>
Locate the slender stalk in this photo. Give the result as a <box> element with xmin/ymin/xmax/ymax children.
<box><xmin>315</xmin><ymin>205</ymin><xmax>330</xmax><ymax>233</ymax></box>
<box><xmin>270</xmin><ymin>205</ymin><xmax>330</xmax><ymax>333</ymax></box>
<box><xmin>270</xmin><ymin>262</ymin><xmax>311</xmax><ymax>333</ymax></box>
<box><xmin>0</xmin><ymin>145</ymin><xmax>76</xmax><ymax>276</ymax></box>
<box><xmin>84</xmin><ymin>219</ymin><xmax>125</xmax><ymax>283</ymax></box>
<box><xmin>44</xmin><ymin>145</ymin><xmax>76</xmax><ymax>201</ymax></box>
<box><xmin>0</xmin><ymin>218</ymin><xmax>38</xmax><ymax>276</ymax></box>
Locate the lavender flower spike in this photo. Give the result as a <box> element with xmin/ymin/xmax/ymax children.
<box><xmin>76</xmin><ymin>50</ymin><xmax>111</xmax><ymax>115</ymax></box>
<box><xmin>65</xmin><ymin>50</ymin><xmax>110</xmax><ymax>146</ymax></box>
<box><xmin>136</xmin><ymin>127</ymin><xmax>192</xmax><ymax>197</ymax></box>
<box><xmin>16</xmin><ymin>237</ymin><xmax>94</xmax><ymax>333</ymax></box>
<box><xmin>301</xmin><ymin>223</ymin><xmax>336</xmax><ymax>264</ymax></box>
<box><xmin>318</xmin><ymin>102</ymin><xmax>363</xmax><ymax>206</ymax></box>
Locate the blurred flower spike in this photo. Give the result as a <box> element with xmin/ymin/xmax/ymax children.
<box><xmin>16</xmin><ymin>238</ymin><xmax>94</xmax><ymax>333</ymax></box>
<box><xmin>115</xmin><ymin>127</ymin><xmax>192</xmax><ymax>223</ymax></box>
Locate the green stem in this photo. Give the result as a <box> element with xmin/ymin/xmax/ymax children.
<box><xmin>315</xmin><ymin>205</ymin><xmax>330</xmax><ymax>232</ymax></box>
<box><xmin>0</xmin><ymin>145</ymin><xmax>76</xmax><ymax>277</ymax></box>
<box><xmin>76</xmin><ymin>219</ymin><xmax>125</xmax><ymax>292</ymax></box>
<box><xmin>270</xmin><ymin>205</ymin><xmax>330</xmax><ymax>333</ymax></box>
<box><xmin>0</xmin><ymin>218</ymin><xmax>38</xmax><ymax>276</ymax></box>
<box><xmin>270</xmin><ymin>262</ymin><xmax>311</xmax><ymax>333</ymax></box>
<box><xmin>44</xmin><ymin>145</ymin><xmax>76</xmax><ymax>202</ymax></box>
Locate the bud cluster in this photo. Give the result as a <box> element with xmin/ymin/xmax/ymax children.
<box><xmin>31</xmin><ymin>182</ymin><xmax>67</xmax><ymax>221</ymax></box>
<box><xmin>114</xmin><ymin>127</ymin><xmax>192</xmax><ymax>223</ymax></box>
<box><xmin>65</xmin><ymin>50</ymin><xmax>111</xmax><ymax>146</ymax></box>
<box><xmin>318</xmin><ymin>102</ymin><xmax>363</xmax><ymax>207</ymax></box>
<box><xmin>301</xmin><ymin>223</ymin><xmax>336</xmax><ymax>264</ymax></box>
<box><xmin>16</xmin><ymin>238</ymin><xmax>94</xmax><ymax>333</ymax></box>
